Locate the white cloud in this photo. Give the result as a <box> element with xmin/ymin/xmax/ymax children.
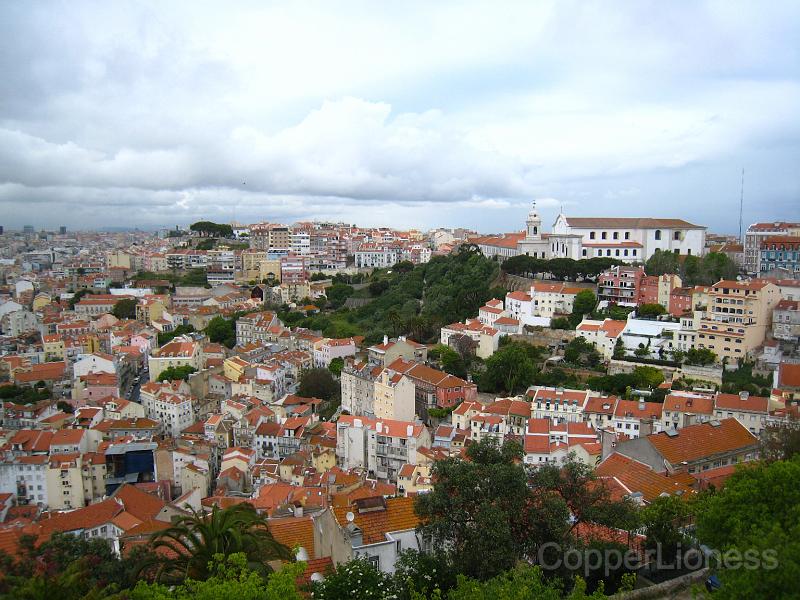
<box><xmin>0</xmin><ymin>1</ymin><xmax>798</xmax><ymax>233</ymax></box>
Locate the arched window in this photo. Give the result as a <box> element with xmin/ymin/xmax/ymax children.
<box><xmin>655</xmin><ymin>230</ymin><xmax>662</xmax><ymax>240</ymax></box>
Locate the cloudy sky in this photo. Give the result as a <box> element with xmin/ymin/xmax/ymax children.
<box><xmin>1</xmin><ymin>1</ymin><xmax>798</xmax><ymax>234</ymax></box>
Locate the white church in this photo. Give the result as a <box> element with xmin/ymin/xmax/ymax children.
<box><xmin>472</xmin><ymin>203</ymin><xmax>706</xmax><ymax>264</ymax></box>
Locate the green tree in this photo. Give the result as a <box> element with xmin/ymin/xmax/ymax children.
<box><xmin>686</xmin><ymin>347</ymin><xmax>717</xmax><ymax>366</ymax></box>
<box><xmin>431</xmin><ymin>344</ymin><xmax>468</xmax><ymax>379</ymax></box>
<box><xmin>572</xmin><ymin>289</ymin><xmax>597</xmax><ymax>320</ymax></box>
<box><xmin>644</xmin><ymin>249</ymin><xmax>680</xmax><ymax>276</ymax></box>
<box><xmin>551</xmin><ymin>316</ymin><xmax>573</xmax><ymax>330</ymax></box>
<box><xmin>325</xmin><ymin>283</ymin><xmax>354</xmax><ymax>309</ymax></box>
<box><xmin>640</xmin><ymin>495</ymin><xmax>693</xmax><ymax>565</ymax></box>
<box><xmin>0</xmin><ymin>532</ymin><xmax>136</xmax><ymax>599</ymax></box>
<box><xmin>328</xmin><ymin>357</ymin><xmax>344</xmax><ymax>377</ymax></box>
<box><xmin>612</xmin><ymin>338</ymin><xmax>626</xmax><ymax>360</ymax></box>
<box><xmin>137</xmin><ymin>504</ymin><xmax>292</xmax><ymax>583</ymax></box>
<box><xmin>760</xmin><ymin>417</ymin><xmax>800</xmax><ymax>462</ymax></box>
<box><xmin>694</xmin><ymin>457</ymin><xmax>800</xmax><ymax>598</ymax></box>
<box><xmin>129</xmin><ymin>553</ymin><xmax>303</xmax><ymax>600</ymax></box>
<box><xmin>637</xmin><ymin>303</ymin><xmax>666</xmax><ymax>318</ymax></box>
<box><xmin>392</xmin><ymin>549</ymin><xmax>458</xmax><ymax>600</ymax></box>
<box><xmin>479</xmin><ymin>343</ymin><xmax>537</xmax><ymax>394</ymax></box>
<box><xmin>112</xmin><ymin>297</ymin><xmax>138</xmax><ymax>319</ymax></box>
<box><xmin>563</xmin><ymin>337</ymin><xmax>602</xmax><ymax>368</ymax></box>
<box><xmin>206</xmin><ymin>316</ymin><xmax>236</xmax><ymax>348</ymax></box>
<box><xmin>298</xmin><ymin>368</ymin><xmax>339</xmax><ymax>403</ymax></box>
<box><xmin>415</xmin><ymin>438</ymin><xmax>535</xmax><ymax>580</ymax></box>
<box><xmin>68</xmin><ymin>288</ymin><xmax>90</xmax><ymax>309</ymax></box>
<box><xmin>156</xmin><ymin>365</ymin><xmax>197</xmax><ymax>382</ymax></box>
<box><xmin>189</xmin><ymin>221</ymin><xmax>233</xmax><ymax>238</ymax></box>
<box><xmin>632</xmin><ymin>365</ymin><xmax>665</xmax><ymax>389</ymax></box>
<box><xmin>158</xmin><ymin>324</ymin><xmax>195</xmax><ymax>345</ymax></box>
<box><xmin>368</xmin><ymin>279</ymin><xmax>390</xmax><ymax>296</ymax></box>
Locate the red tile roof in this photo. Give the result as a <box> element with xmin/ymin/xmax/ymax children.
<box><xmin>596</xmin><ymin>453</ymin><xmax>695</xmax><ymax>503</ymax></box>
<box><xmin>647</xmin><ymin>418</ymin><xmax>757</xmax><ymax>465</ymax></box>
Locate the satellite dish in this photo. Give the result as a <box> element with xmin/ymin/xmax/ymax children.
<box><xmin>346</xmin><ymin>511</ymin><xmax>355</xmax><ymax>523</ymax></box>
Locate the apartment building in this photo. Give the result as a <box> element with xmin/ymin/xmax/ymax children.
<box><xmin>696</xmin><ymin>280</ymin><xmax>780</xmax><ymax>363</ymax></box>
<box><xmin>147</xmin><ymin>339</ymin><xmax>202</xmax><ymax>382</ymax></box>
<box><xmin>367</xmin><ymin>337</ymin><xmax>428</xmax><ymax>366</ymax></box>
<box><xmin>439</xmin><ymin>319</ymin><xmax>499</xmax><ymax>359</ymax></box>
<box><xmin>712</xmin><ymin>392</ymin><xmax>770</xmax><ymax>435</ymax></box>
<box><xmin>140</xmin><ymin>381</ymin><xmax>196</xmax><ymax>437</ymax></box>
<box><xmin>235</xmin><ymin>311</ymin><xmax>283</xmax><ymax>346</ymax></box>
<box><xmin>759</xmin><ymin>235</ymin><xmax>800</xmax><ymax>278</ymax></box>
<box><xmin>743</xmin><ymin>221</ymin><xmax>800</xmax><ymax>275</ymax></box>
<box><xmin>597</xmin><ymin>265</ymin><xmax>645</xmax><ymax>306</ymax></box>
<box><xmin>773</xmin><ymin>299</ymin><xmax>800</xmax><ymax>341</ymax></box>
<box><xmin>528</xmin><ymin>387</ymin><xmax>594</xmax><ymax>423</ymax></box>
<box><xmin>341</xmin><ymin>360</ymin><xmax>379</xmax><ymax>417</ymax></box>
<box><xmin>575</xmin><ymin>318</ymin><xmax>627</xmax><ymax>359</ymax></box>
<box><xmin>336</xmin><ymin>416</ymin><xmax>431</xmax><ymax>482</ymax></box>
<box><xmin>373</xmin><ymin>368</ymin><xmax>416</xmax><ymax>422</ymax></box>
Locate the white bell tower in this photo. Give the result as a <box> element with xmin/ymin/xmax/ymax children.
<box><xmin>526</xmin><ymin>200</ymin><xmax>542</xmax><ymax>240</ymax></box>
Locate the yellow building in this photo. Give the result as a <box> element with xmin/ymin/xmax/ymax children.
<box><xmin>259</xmin><ymin>258</ymin><xmax>282</xmax><ymax>282</ymax></box>
<box><xmin>136</xmin><ymin>296</ymin><xmax>168</xmax><ymax>325</ymax></box>
<box><xmin>312</xmin><ymin>447</ymin><xmax>337</xmax><ymax>473</ymax></box>
<box><xmin>223</xmin><ymin>356</ymin><xmax>250</xmax><ymax>382</ymax></box>
<box><xmin>43</xmin><ymin>334</ymin><xmax>66</xmax><ymax>361</ymax></box>
<box><xmin>46</xmin><ymin>453</ymin><xmax>86</xmax><ymax>510</ymax></box>
<box><xmin>696</xmin><ymin>280</ymin><xmax>780</xmax><ymax>363</ymax></box>
<box><xmin>107</xmin><ymin>250</ymin><xmax>132</xmax><ymax>270</ymax></box>
<box><xmin>32</xmin><ymin>293</ymin><xmax>52</xmax><ymax>312</ymax></box>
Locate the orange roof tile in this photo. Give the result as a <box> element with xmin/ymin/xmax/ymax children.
<box><xmin>647</xmin><ymin>418</ymin><xmax>757</xmax><ymax>465</ymax></box>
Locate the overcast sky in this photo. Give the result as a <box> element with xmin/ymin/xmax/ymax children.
<box><xmin>1</xmin><ymin>1</ymin><xmax>798</xmax><ymax>234</ymax></box>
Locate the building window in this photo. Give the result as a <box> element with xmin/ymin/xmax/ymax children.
<box><xmin>590</xmin><ymin>231</ymin><xmax>596</xmax><ymax>240</ymax></box>
<box><xmin>625</xmin><ymin>232</ymin><xmax>630</xmax><ymax>240</ymax></box>
<box><xmin>601</xmin><ymin>232</ymin><xmax>607</xmax><ymax>240</ymax></box>
<box><xmin>655</xmin><ymin>230</ymin><xmax>662</xmax><ymax>240</ymax></box>
<box><xmin>674</xmin><ymin>231</ymin><xmax>681</xmax><ymax>240</ymax></box>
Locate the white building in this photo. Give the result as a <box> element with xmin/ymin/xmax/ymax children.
<box><xmin>140</xmin><ymin>381</ymin><xmax>196</xmax><ymax>437</ymax></box>
<box><xmin>336</xmin><ymin>416</ymin><xmax>431</xmax><ymax>482</ymax></box>
<box><xmin>551</xmin><ymin>215</ymin><xmax>706</xmax><ymax>262</ymax></box>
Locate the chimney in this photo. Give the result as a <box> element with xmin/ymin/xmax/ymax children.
<box><xmin>639</xmin><ymin>418</ymin><xmax>653</xmax><ymax>437</ymax></box>
<box><xmin>406</xmin><ymin>424</ymin><xmax>414</xmax><ymax>437</ymax></box>
<box><xmin>638</xmin><ymin>401</ymin><xmax>646</xmax><ymax>411</ymax></box>
<box><xmin>739</xmin><ymin>391</ymin><xmax>749</xmax><ymax>402</ymax></box>
<box><xmin>383</xmin><ymin>335</ymin><xmax>389</xmax><ymax>346</ymax></box>
<box><xmin>600</xmin><ymin>428</ymin><xmax>616</xmax><ymax>460</ymax></box>
<box><xmin>293</xmin><ymin>504</ymin><xmax>304</xmax><ymax>518</ymax></box>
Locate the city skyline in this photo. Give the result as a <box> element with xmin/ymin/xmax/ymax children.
<box><xmin>1</xmin><ymin>1</ymin><xmax>798</xmax><ymax>232</ymax></box>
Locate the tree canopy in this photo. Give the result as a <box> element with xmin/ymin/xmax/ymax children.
<box><xmin>416</xmin><ymin>438</ymin><xmax>638</xmax><ymax>586</ymax></box>
<box><xmin>478</xmin><ymin>341</ymin><xmax>543</xmax><ymax>394</ymax></box>
<box><xmin>206</xmin><ymin>315</ymin><xmax>236</xmax><ymax>348</ymax></box>
<box><xmin>190</xmin><ymin>221</ymin><xmax>234</xmax><ymax>238</ymax></box>
<box><xmin>156</xmin><ymin>365</ymin><xmax>197</xmax><ymax>382</ymax></box>
<box><xmin>112</xmin><ymin>297</ymin><xmax>138</xmax><ymax>319</ymax></box>
<box><xmin>694</xmin><ymin>457</ymin><xmax>800</xmax><ymax>598</ymax></box>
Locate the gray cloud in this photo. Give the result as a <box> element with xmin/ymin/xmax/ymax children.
<box><xmin>0</xmin><ymin>1</ymin><xmax>798</xmax><ymax>233</ymax></box>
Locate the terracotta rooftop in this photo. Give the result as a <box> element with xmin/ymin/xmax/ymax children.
<box><xmin>596</xmin><ymin>453</ymin><xmax>695</xmax><ymax>503</ymax></box>
<box><xmin>332</xmin><ymin>496</ymin><xmax>419</xmax><ymax>545</ymax></box>
<box><xmin>647</xmin><ymin>418</ymin><xmax>757</xmax><ymax>465</ymax></box>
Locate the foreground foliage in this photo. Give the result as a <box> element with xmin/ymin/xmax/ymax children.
<box><xmin>137</xmin><ymin>504</ymin><xmax>292</xmax><ymax>583</ymax></box>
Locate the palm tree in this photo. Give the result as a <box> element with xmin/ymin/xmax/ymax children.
<box><xmin>137</xmin><ymin>503</ymin><xmax>292</xmax><ymax>583</ymax></box>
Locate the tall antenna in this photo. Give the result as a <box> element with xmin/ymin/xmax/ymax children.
<box><xmin>738</xmin><ymin>167</ymin><xmax>744</xmax><ymax>242</ymax></box>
